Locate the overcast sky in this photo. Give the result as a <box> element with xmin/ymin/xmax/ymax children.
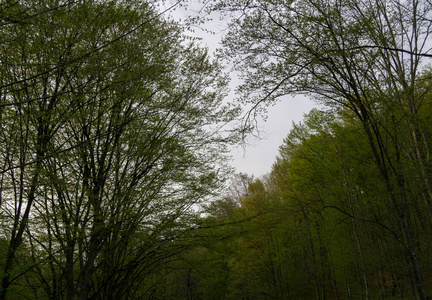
<box><xmin>230</xmin><ymin>97</ymin><xmax>317</xmax><ymax>177</ymax></box>
<box><xmin>167</xmin><ymin>1</ymin><xmax>318</xmax><ymax>177</ymax></box>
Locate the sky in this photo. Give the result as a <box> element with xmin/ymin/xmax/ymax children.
<box><xmin>230</xmin><ymin>96</ymin><xmax>316</xmax><ymax>177</ymax></box>
<box><xmin>165</xmin><ymin>1</ymin><xmax>318</xmax><ymax>177</ymax></box>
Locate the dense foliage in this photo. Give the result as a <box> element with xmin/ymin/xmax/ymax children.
<box><xmin>154</xmin><ymin>0</ymin><xmax>432</xmax><ymax>299</ymax></box>
<box><xmin>0</xmin><ymin>1</ymin><xmax>237</xmax><ymax>299</ymax></box>
<box><xmin>161</xmin><ymin>101</ymin><xmax>432</xmax><ymax>299</ymax></box>
<box><xmin>1</xmin><ymin>0</ymin><xmax>432</xmax><ymax>299</ymax></box>
<box><xmin>177</xmin><ymin>0</ymin><xmax>432</xmax><ymax>299</ymax></box>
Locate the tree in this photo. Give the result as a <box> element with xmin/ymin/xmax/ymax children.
<box><xmin>0</xmin><ymin>1</ymin><xmax>238</xmax><ymax>299</ymax></box>
<box><xmin>211</xmin><ymin>0</ymin><xmax>432</xmax><ymax>298</ymax></box>
<box><xmin>271</xmin><ymin>108</ymin><xmax>417</xmax><ymax>298</ymax></box>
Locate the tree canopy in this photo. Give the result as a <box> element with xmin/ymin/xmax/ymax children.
<box><xmin>1</xmin><ymin>0</ymin><xmax>432</xmax><ymax>299</ymax></box>
<box><xmin>205</xmin><ymin>0</ymin><xmax>432</xmax><ymax>298</ymax></box>
<box><xmin>0</xmin><ymin>1</ymin><xmax>238</xmax><ymax>299</ymax></box>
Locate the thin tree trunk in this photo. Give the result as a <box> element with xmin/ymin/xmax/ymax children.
<box><xmin>0</xmin><ymin>119</ymin><xmax>47</xmax><ymax>299</ymax></box>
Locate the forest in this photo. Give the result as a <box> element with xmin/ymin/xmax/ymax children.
<box><xmin>0</xmin><ymin>0</ymin><xmax>432</xmax><ymax>299</ymax></box>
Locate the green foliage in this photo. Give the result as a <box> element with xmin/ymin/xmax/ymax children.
<box><xmin>193</xmin><ymin>0</ymin><xmax>432</xmax><ymax>299</ymax></box>
<box><xmin>174</xmin><ymin>88</ymin><xmax>432</xmax><ymax>298</ymax></box>
<box><xmin>2</xmin><ymin>0</ymin><xmax>432</xmax><ymax>298</ymax></box>
<box><xmin>0</xmin><ymin>1</ymin><xmax>239</xmax><ymax>299</ymax></box>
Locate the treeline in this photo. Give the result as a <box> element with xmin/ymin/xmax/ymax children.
<box><xmin>159</xmin><ymin>0</ymin><xmax>432</xmax><ymax>298</ymax></box>
<box><xmin>164</xmin><ymin>0</ymin><xmax>432</xmax><ymax>299</ymax></box>
<box><xmin>164</xmin><ymin>102</ymin><xmax>432</xmax><ymax>299</ymax></box>
<box><xmin>2</xmin><ymin>0</ymin><xmax>432</xmax><ymax>299</ymax></box>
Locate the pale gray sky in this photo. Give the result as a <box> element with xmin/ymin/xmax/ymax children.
<box><xmin>230</xmin><ymin>96</ymin><xmax>316</xmax><ymax>177</ymax></box>
<box><xmin>166</xmin><ymin>1</ymin><xmax>317</xmax><ymax>177</ymax></box>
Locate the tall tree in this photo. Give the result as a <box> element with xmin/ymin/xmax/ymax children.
<box><xmin>211</xmin><ymin>0</ymin><xmax>432</xmax><ymax>297</ymax></box>
<box><xmin>0</xmin><ymin>1</ymin><xmax>238</xmax><ymax>299</ymax></box>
